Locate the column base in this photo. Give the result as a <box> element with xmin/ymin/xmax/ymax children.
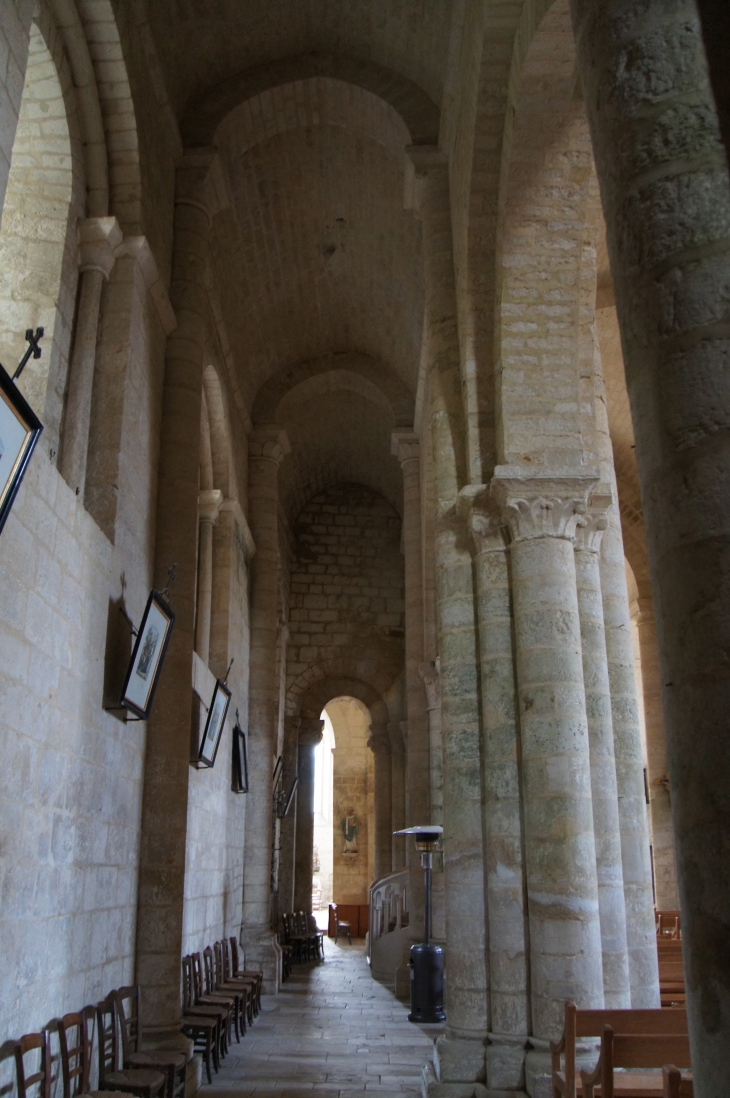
<box><xmin>486</xmin><ymin>1034</ymin><xmax>527</xmax><ymax>1091</ymax></box>
<box><xmin>435</xmin><ymin>1034</ymin><xmax>486</xmax><ymax>1084</ymax></box>
<box><xmin>241</xmin><ymin>926</ymin><xmax>282</xmax><ymax>992</ymax></box>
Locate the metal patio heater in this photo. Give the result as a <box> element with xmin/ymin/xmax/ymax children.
<box><xmin>394</xmin><ymin>825</ymin><xmax>446</xmax><ymax>1024</ymax></box>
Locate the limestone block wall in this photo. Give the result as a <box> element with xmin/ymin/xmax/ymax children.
<box><xmin>286</xmin><ymin>482</ymin><xmax>405</xmax><ymax>695</ymax></box>
<box><xmin>0</xmin><ymin>0</ymin><xmax>32</xmax><ymax>213</ymax></box>
<box><xmin>0</xmin><ymin>455</ymin><xmax>149</xmax><ymax>1039</ymax></box>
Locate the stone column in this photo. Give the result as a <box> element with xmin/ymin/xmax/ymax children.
<box><xmin>195</xmin><ymin>489</ymin><xmax>223</xmax><ymax>664</ymax></box>
<box><xmin>571</xmin><ymin>2</ymin><xmax>730</xmax><ymax>1082</ymax></box>
<box><xmin>419</xmin><ymin>661</ymin><xmax>445</xmax><ymax>942</ymax></box>
<box><xmin>492</xmin><ymin>470</ymin><xmax>605</xmax><ymax>1058</ymax></box>
<box><xmin>407</xmin><ymin>145</ymin><xmax>487</xmax><ymax>1083</ymax></box>
<box><xmin>391</xmin><ymin>430</ymin><xmax>430</xmax><ymax>917</ymax></box>
<box><xmin>600</xmin><ymin>518</ymin><xmax>659</xmax><ymax>1008</ymax></box>
<box><xmin>60</xmin><ymin>216</ymin><xmax>122</xmax><ymax>493</ymax></box>
<box><xmin>294</xmin><ymin>718</ymin><xmax>324</xmax><ymax>912</ymax></box>
<box><xmin>242</xmin><ymin>424</ymin><xmax>289</xmax><ymax>990</ymax></box>
<box><xmin>135</xmin><ymin>150</ymin><xmax>216</xmax><ymax>1040</ymax></box>
<box><xmin>463</xmin><ymin>487</ymin><xmax>529</xmax><ymax>1091</ymax></box>
<box><xmin>635</xmin><ymin>598</ymin><xmax>678</xmax><ymax>911</ymax></box>
<box><xmin>574</xmin><ymin>506</ymin><xmax>632</xmax><ymax>1009</ymax></box>
<box><xmin>369</xmin><ymin>728</ymin><xmax>393</xmax><ymax>883</ymax></box>
<box><xmin>277</xmin><ymin>714</ymin><xmax>300</xmax><ymax>916</ymax></box>
<box><xmin>391</xmin><ymin>731</ymin><xmax>406</xmax><ymax>873</ymax></box>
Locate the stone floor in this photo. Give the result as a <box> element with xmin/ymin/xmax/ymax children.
<box><xmin>199</xmin><ymin>937</ymin><xmax>443</xmax><ymax>1098</ymax></box>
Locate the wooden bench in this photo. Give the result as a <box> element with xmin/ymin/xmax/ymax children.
<box><xmin>581</xmin><ymin>1026</ymin><xmax>691</xmax><ymax>1097</ymax></box>
<box><xmin>551</xmin><ymin>1002</ymin><xmax>688</xmax><ymax>1098</ymax></box>
<box><xmin>663</xmin><ymin>1066</ymin><xmax>693</xmax><ymax>1097</ymax></box>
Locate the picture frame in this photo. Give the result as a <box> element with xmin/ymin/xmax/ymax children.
<box><xmin>198</xmin><ymin>678</ymin><xmax>232</xmax><ymax>767</ymax></box>
<box><xmin>272</xmin><ymin>754</ymin><xmax>283</xmax><ymax>789</ymax></box>
<box><xmin>283</xmin><ymin>773</ymin><xmax>299</xmax><ymax>817</ymax></box>
<box><xmin>232</xmin><ymin>723</ymin><xmax>249</xmax><ymax>793</ymax></box>
<box><xmin>0</xmin><ymin>361</ymin><xmax>43</xmax><ymax>538</ymax></box>
<box><xmin>119</xmin><ymin>590</ymin><xmax>175</xmax><ymax>719</ymax></box>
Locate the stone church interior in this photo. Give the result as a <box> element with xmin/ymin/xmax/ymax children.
<box><xmin>0</xmin><ymin>1</ymin><xmax>728</xmax><ymax>1097</ymax></box>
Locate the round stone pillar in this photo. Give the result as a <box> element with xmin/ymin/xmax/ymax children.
<box><xmin>464</xmin><ymin>487</ymin><xmax>529</xmax><ymax>1092</ymax></box>
<box><xmin>135</xmin><ymin>149</ymin><xmax>217</xmax><ymax>1038</ymax></box>
<box><xmin>575</xmin><ymin>507</ymin><xmax>631</xmax><ymax>1009</ymax></box>
<box><xmin>60</xmin><ymin>216</ymin><xmax>122</xmax><ymax>493</ymax></box>
<box><xmin>493</xmin><ymin>471</ymin><xmax>605</xmax><ymax>1049</ymax></box>
<box><xmin>571</xmin><ymin>1</ymin><xmax>730</xmax><ymax>1081</ymax></box>
<box><xmin>195</xmin><ymin>488</ymin><xmax>223</xmax><ymax>663</ymax></box>
<box><xmin>634</xmin><ymin>598</ymin><xmax>678</xmax><ymax>911</ymax></box>
<box><xmin>391</xmin><ymin>732</ymin><xmax>406</xmax><ymax>873</ymax></box>
<box><xmin>242</xmin><ymin>424</ymin><xmax>289</xmax><ymax>990</ymax></box>
<box><xmin>294</xmin><ymin>718</ymin><xmax>324</xmax><ymax>912</ymax></box>
<box><xmin>406</xmin><ymin>144</ymin><xmax>487</xmax><ymax>1081</ymax></box>
<box><xmin>368</xmin><ymin>729</ymin><xmax>393</xmax><ymax>883</ymax></box>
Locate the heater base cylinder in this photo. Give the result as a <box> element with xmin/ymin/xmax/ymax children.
<box><xmin>408</xmin><ymin>943</ymin><xmax>446</xmax><ymax>1023</ymax></box>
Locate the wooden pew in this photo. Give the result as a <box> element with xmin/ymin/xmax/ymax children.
<box><xmin>580</xmin><ymin>1026</ymin><xmax>691</xmax><ymax>1097</ymax></box>
<box><xmin>551</xmin><ymin>1002</ymin><xmax>688</xmax><ymax>1098</ymax></box>
<box><xmin>663</xmin><ymin>1066</ymin><xmax>693</xmax><ymax>1097</ymax></box>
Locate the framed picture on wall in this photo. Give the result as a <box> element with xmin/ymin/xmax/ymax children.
<box><xmin>120</xmin><ymin>590</ymin><xmax>175</xmax><ymax>719</ymax></box>
<box><xmin>0</xmin><ymin>362</ymin><xmax>43</xmax><ymax>538</ymax></box>
<box><xmin>199</xmin><ymin>678</ymin><xmax>232</xmax><ymax>767</ymax></box>
<box><xmin>232</xmin><ymin>722</ymin><xmax>249</xmax><ymax>793</ymax></box>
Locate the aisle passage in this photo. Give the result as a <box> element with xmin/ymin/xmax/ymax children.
<box><xmin>200</xmin><ymin>938</ymin><xmax>441</xmax><ymax>1098</ymax></box>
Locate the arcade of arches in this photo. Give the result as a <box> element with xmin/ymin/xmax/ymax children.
<box><xmin>0</xmin><ymin>1</ymin><xmax>729</xmax><ymax>1096</ymax></box>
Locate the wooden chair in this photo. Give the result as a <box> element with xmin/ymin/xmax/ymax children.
<box><xmin>332</xmin><ymin>904</ymin><xmax>352</xmax><ymax>944</ymax></box>
<box><xmin>58</xmin><ymin>1009</ymin><xmax>129</xmax><ymax>1098</ymax></box>
<box><xmin>551</xmin><ymin>1002</ymin><xmax>688</xmax><ymax>1098</ymax></box>
<box><xmin>663</xmin><ymin>1066</ymin><xmax>693</xmax><ymax>1097</ymax></box>
<box><xmin>190</xmin><ymin>952</ymin><xmax>236</xmax><ymax>1046</ymax></box>
<box><xmin>96</xmin><ymin>998</ymin><xmax>167</xmax><ymax>1098</ymax></box>
<box><xmin>115</xmin><ymin>987</ymin><xmax>186</xmax><ymax>1098</ymax></box>
<box><xmin>307</xmin><ymin>913</ymin><xmax>325</xmax><ymax>960</ymax></box>
<box><xmin>211</xmin><ymin>941</ymin><xmax>252</xmax><ymax>1029</ymax></box>
<box><xmin>277</xmin><ymin>919</ymin><xmax>293</xmax><ymax>981</ymax></box>
<box><xmin>181</xmin><ymin>955</ymin><xmax>225</xmax><ymax>1072</ymax></box>
<box><xmin>228</xmin><ymin>937</ymin><xmax>263</xmax><ymax>1008</ymax></box>
<box><xmin>218</xmin><ymin>939</ymin><xmax>259</xmax><ymax>1020</ymax></box>
<box><xmin>179</xmin><ymin>1014</ymin><xmax>217</xmax><ymax>1086</ymax></box>
<box><xmin>580</xmin><ymin>1026</ymin><xmax>691</xmax><ymax>1097</ymax></box>
<box><xmin>282</xmin><ymin>912</ymin><xmax>308</xmax><ymax>963</ymax></box>
<box><xmin>201</xmin><ymin>946</ymin><xmax>243</xmax><ymax>1041</ymax></box>
<box><xmin>183</xmin><ymin>954</ymin><xmax>230</xmax><ymax>1054</ymax></box>
<box><xmin>14</xmin><ymin>1032</ymin><xmax>50</xmax><ymax>1098</ymax></box>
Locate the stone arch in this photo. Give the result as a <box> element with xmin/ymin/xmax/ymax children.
<box><xmin>252</xmin><ymin>352</ymin><xmax>415</xmax><ymax>428</ymax></box>
<box><xmin>296</xmin><ymin>674</ymin><xmax>390</xmax><ymax>729</ymax></box>
<box><xmin>0</xmin><ymin>5</ymin><xmax>85</xmax><ymax>443</ymax></box>
<box><xmin>182</xmin><ymin>52</ymin><xmax>440</xmax><ymax>148</ymax></box>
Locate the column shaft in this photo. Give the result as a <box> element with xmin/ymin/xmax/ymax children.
<box><xmin>242</xmin><ymin>425</ymin><xmax>289</xmax><ymax>989</ymax></box>
<box><xmin>575</xmin><ymin>521</ymin><xmax>631</xmax><ymax>1009</ymax></box>
<box><xmin>408</xmin><ymin>146</ymin><xmax>487</xmax><ymax>1077</ymax></box>
<box><xmin>600</xmin><ymin>521</ymin><xmax>660</xmax><ymax>1007</ymax></box>
<box><xmin>135</xmin><ymin>153</ymin><xmax>214</xmax><ymax>1035</ymax></box>
<box><xmin>391</xmin><ymin>743</ymin><xmax>406</xmax><ymax>872</ymax></box>
<box><xmin>571</xmin><ymin>1</ymin><xmax>730</xmax><ymax>1081</ymax></box>
<box><xmin>370</xmin><ymin>735</ymin><xmax>393</xmax><ymax>883</ymax></box>
<box><xmin>294</xmin><ymin>720</ymin><xmax>324</xmax><ymax>912</ymax></box>
<box><xmin>635</xmin><ymin>602</ymin><xmax>678</xmax><ymax>911</ymax></box>
<box><xmin>195</xmin><ymin>490</ymin><xmax>222</xmax><ymax>664</ymax></box>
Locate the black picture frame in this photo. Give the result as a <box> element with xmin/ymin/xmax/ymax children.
<box><xmin>272</xmin><ymin>755</ymin><xmax>283</xmax><ymax>788</ymax></box>
<box><xmin>198</xmin><ymin>678</ymin><xmax>232</xmax><ymax>767</ymax></box>
<box><xmin>232</xmin><ymin>724</ymin><xmax>249</xmax><ymax>793</ymax></box>
<box><xmin>119</xmin><ymin>590</ymin><xmax>175</xmax><ymax>719</ymax></box>
<box><xmin>0</xmin><ymin>361</ymin><xmax>43</xmax><ymax>538</ymax></box>
<box><xmin>283</xmin><ymin>773</ymin><xmax>299</xmax><ymax>817</ymax></box>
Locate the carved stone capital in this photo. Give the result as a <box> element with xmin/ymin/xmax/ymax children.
<box><xmin>175</xmin><ymin>147</ymin><xmax>228</xmax><ymax>224</ymax></box>
<box><xmin>78</xmin><ymin>216</ymin><xmax>123</xmax><ymax>278</ymax></box>
<box><xmin>574</xmin><ymin>486</ymin><xmax>613</xmax><ymax>553</ymax></box>
<box><xmin>249</xmin><ymin>425</ymin><xmax>290</xmax><ymax>466</ymax></box>
<box><xmin>298</xmin><ymin>718</ymin><xmax>324</xmax><ymax>747</ymax></box>
<box><xmin>419</xmin><ymin>659</ymin><xmax>440</xmax><ymax>710</ymax></box>
<box><xmin>391</xmin><ymin>429</ymin><xmax>420</xmax><ymax>468</ymax></box>
<box><xmin>459</xmin><ymin>484</ymin><xmax>510</xmax><ymax>555</ymax></box>
<box><xmin>404</xmin><ymin>144</ymin><xmax>448</xmax><ymax>212</ymax></box>
<box><xmin>491</xmin><ymin>467</ymin><xmax>599</xmax><ymax>544</ymax></box>
<box><xmin>198</xmin><ymin>488</ymin><xmax>223</xmax><ymax>524</ymax></box>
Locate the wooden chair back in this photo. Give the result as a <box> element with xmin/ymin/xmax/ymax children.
<box><xmin>664</xmin><ymin>1066</ymin><xmax>693</xmax><ymax>1097</ymax></box>
<box><xmin>584</xmin><ymin>1027</ymin><xmax>692</xmax><ymax>1097</ymax></box>
<box><xmin>58</xmin><ymin>1011</ymin><xmax>93</xmax><ymax>1098</ymax></box>
<box><xmin>115</xmin><ymin>986</ymin><xmax>142</xmax><ymax>1058</ymax></box>
<box><xmin>229</xmin><ymin>936</ymin><xmax>241</xmax><ymax>975</ymax></box>
<box><xmin>213</xmin><ymin>942</ymin><xmax>225</xmax><ymax>987</ymax></box>
<box><xmin>182</xmin><ymin>955</ymin><xmax>196</xmax><ymax>1009</ymax></box>
<box><xmin>96</xmin><ymin>998</ymin><xmax>119</xmax><ymax>1083</ymax></box>
<box><xmin>14</xmin><ymin>1033</ymin><xmax>51</xmax><ymax>1098</ymax></box>
<box><xmin>221</xmin><ymin>938</ymin><xmax>234</xmax><ymax>981</ymax></box>
<box><xmin>203</xmin><ymin>946</ymin><xmax>217</xmax><ymax>993</ymax></box>
<box><xmin>191</xmin><ymin>953</ymin><xmax>206</xmax><ymax>1000</ymax></box>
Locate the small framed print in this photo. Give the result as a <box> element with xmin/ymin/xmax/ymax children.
<box><xmin>0</xmin><ymin>362</ymin><xmax>43</xmax><ymax>538</ymax></box>
<box><xmin>120</xmin><ymin>591</ymin><xmax>175</xmax><ymax>719</ymax></box>
<box><xmin>199</xmin><ymin>678</ymin><xmax>232</xmax><ymax>767</ymax></box>
<box><xmin>232</xmin><ymin>724</ymin><xmax>249</xmax><ymax>793</ymax></box>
